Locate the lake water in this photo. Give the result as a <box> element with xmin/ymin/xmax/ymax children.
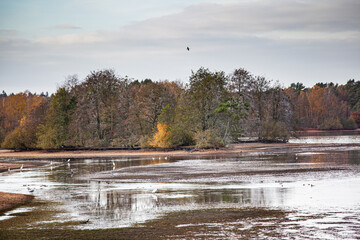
<box><xmin>0</xmin><ymin>134</ymin><xmax>359</xmax><ymax>239</ymax></box>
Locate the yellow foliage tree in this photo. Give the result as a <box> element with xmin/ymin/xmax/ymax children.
<box><xmin>150</xmin><ymin>123</ymin><xmax>170</xmax><ymax>148</ymax></box>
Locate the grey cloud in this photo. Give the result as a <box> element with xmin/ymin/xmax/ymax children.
<box><xmin>33</xmin><ymin>0</ymin><xmax>360</xmax><ymax>47</ymax></box>
<box><xmin>133</xmin><ymin>0</ymin><xmax>360</xmax><ymax>41</ymax></box>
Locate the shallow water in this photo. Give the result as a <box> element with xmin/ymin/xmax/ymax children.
<box><xmin>0</xmin><ymin>136</ymin><xmax>360</xmax><ymax>239</ymax></box>
<box><xmin>289</xmin><ymin>130</ymin><xmax>360</xmax><ymax>144</ymax></box>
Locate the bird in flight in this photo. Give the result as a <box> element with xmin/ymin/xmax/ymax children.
<box><xmin>187</xmin><ymin>47</ymin><xmax>190</xmax><ymax>51</ymax></box>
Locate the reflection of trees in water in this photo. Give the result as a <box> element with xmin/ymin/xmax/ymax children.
<box><xmin>194</xmin><ymin>188</ymin><xmax>285</xmax><ymax>206</ymax></box>
<box><xmin>45</xmin><ymin>157</ymin><xmax>174</xmax><ymax>184</ymax></box>
<box><xmin>79</xmin><ymin>185</ymin><xmax>286</xmax><ymax>222</ymax></box>
<box><xmin>307</xmin><ymin>152</ymin><xmax>357</xmax><ymax>165</ymax></box>
<box><xmin>348</xmin><ymin>151</ymin><xmax>360</xmax><ymax>165</ymax></box>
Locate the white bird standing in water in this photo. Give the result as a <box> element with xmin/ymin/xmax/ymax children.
<box><xmin>20</xmin><ymin>164</ymin><xmax>23</xmax><ymax>171</ymax></box>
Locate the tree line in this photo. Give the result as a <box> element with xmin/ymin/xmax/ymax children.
<box><xmin>1</xmin><ymin>68</ymin><xmax>359</xmax><ymax>150</ymax></box>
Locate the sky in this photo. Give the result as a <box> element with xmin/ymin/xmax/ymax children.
<box><xmin>0</xmin><ymin>0</ymin><xmax>359</xmax><ymax>94</ymax></box>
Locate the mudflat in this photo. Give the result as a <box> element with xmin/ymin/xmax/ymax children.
<box><xmin>0</xmin><ymin>192</ymin><xmax>34</xmax><ymax>212</ymax></box>
<box><xmin>0</xmin><ymin>143</ymin><xmax>302</xmax><ymax>160</ymax></box>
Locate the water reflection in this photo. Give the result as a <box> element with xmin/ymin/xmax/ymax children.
<box><xmin>289</xmin><ymin>134</ymin><xmax>360</xmax><ymax>144</ymax></box>
<box><xmin>0</xmin><ymin>142</ymin><xmax>359</xmax><ymax>237</ymax></box>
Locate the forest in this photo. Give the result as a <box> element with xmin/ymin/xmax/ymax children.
<box><xmin>1</xmin><ymin>68</ymin><xmax>359</xmax><ymax>150</ymax></box>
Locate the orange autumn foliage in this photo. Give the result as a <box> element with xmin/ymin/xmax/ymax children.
<box><xmin>0</xmin><ymin>92</ymin><xmax>47</xmax><ymax>148</ymax></box>
<box><xmin>150</xmin><ymin>123</ymin><xmax>170</xmax><ymax>148</ymax></box>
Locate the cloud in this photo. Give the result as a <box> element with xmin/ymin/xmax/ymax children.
<box><xmin>33</xmin><ymin>0</ymin><xmax>360</xmax><ymax>47</ymax></box>
<box><xmin>54</xmin><ymin>24</ymin><xmax>81</xmax><ymax>30</ymax></box>
<box><xmin>0</xmin><ymin>29</ymin><xmax>19</xmax><ymax>37</ymax></box>
<box><xmin>1</xmin><ymin>0</ymin><xmax>359</xmax><ymax>93</ymax></box>
<box><xmin>35</xmin><ymin>32</ymin><xmax>104</xmax><ymax>45</ymax></box>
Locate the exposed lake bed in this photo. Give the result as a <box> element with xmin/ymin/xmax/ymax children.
<box><xmin>0</xmin><ymin>134</ymin><xmax>359</xmax><ymax>239</ymax></box>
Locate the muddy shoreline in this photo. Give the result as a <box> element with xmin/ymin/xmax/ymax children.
<box><xmin>1</xmin><ymin>142</ymin><xmax>358</xmax><ymax>160</ymax></box>
<box><xmin>0</xmin><ymin>143</ymin><xmax>281</xmax><ymax>160</ymax></box>
<box><xmin>0</xmin><ymin>192</ymin><xmax>34</xmax><ymax>213</ymax></box>
<box><xmin>0</xmin><ymin>207</ymin><xmax>290</xmax><ymax>240</ymax></box>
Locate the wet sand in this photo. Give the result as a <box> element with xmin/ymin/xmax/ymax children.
<box><xmin>0</xmin><ymin>142</ymin><xmax>332</xmax><ymax>160</ymax></box>
<box><xmin>0</xmin><ymin>192</ymin><xmax>34</xmax><ymax>213</ymax></box>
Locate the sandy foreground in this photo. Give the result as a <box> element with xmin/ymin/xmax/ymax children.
<box><xmin>0</xmin><ymin>192</ymin><xmax>34</xmax><ymax>212</ymax></box>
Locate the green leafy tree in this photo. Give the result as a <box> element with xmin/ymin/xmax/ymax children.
<box><xmin>345</xmin><ymin>79</ymin><xmax>360</xmax><ymax>110</ymax></box>
<box><xmin>187</xmin><ymin>67</ymin><xmax>228</xmax><ymax>131</ymax></box>
<box><xmin>37</xmin><ymin>87</ymin><xmax>76</xmax><ymax>149</ymax></box>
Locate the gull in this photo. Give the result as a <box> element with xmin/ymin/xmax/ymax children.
<box><xmin>152</xmin><ymin>188</ymin><xmax>158</xmax><ymax>193</ymax></box>
<box><xmin>112</xmin><ymin>160</ymin><xmax>115</xmax><ymax>167</ymax></box>
<box><xmin>28</xmin><ymin>187</ymin><xmax>34</xmax><ymax>193</ymax></box>
<box><xmin>20</xmin><ymin>164</ymin><xmax>23</xmax><ymax>171</ymax></box>
<box><xmin>8</xmin><ymin>168</ymin><xmax>10</xmax><ymax>172</ymax></box>
<box><xmin>67</xmin><ymin>159</ymin><xmax>71</xmax><ymax>162</ymax></box>
<box><xmin>187</xmin><ymin>47</ymin><xmax>190</xmax><ymax>51</ymax></box>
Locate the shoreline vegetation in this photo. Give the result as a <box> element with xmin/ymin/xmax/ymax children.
<box><xmin>0</xmin><ymin>68</ymin><xmax>359</xmax><ymax>151</ymax></box>
<box><xmin>0</xmin><ymin>128</ymin><xmax>358</xmax><ymax>164</ymax></box>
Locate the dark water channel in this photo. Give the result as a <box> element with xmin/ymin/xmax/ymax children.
<box><xmin>0</xmin><ymin>135</ymin><xmax>360</xmax><ymax>239</ymax></box>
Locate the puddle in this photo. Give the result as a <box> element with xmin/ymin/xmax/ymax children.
<box><xmin>0</xmin><ymin>135</ymin><xmax>360</xmax><ymax>239</ymax></box>
<box><xmin>0</xmin><ymin>206</ymin><xmax>34</xmax><ymax>221</ymax></box>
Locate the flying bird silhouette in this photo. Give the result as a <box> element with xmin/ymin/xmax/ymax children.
<box><xmin>187</xmin><ymin>47</ymin><xmax>190</xmax><ymax>51</ymax></box>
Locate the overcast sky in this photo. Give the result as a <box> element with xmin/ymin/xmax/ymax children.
<box><xmin>1</xmin><ymin>0</ymin><xmax>359</xmax><ymax>94</ymax></box>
